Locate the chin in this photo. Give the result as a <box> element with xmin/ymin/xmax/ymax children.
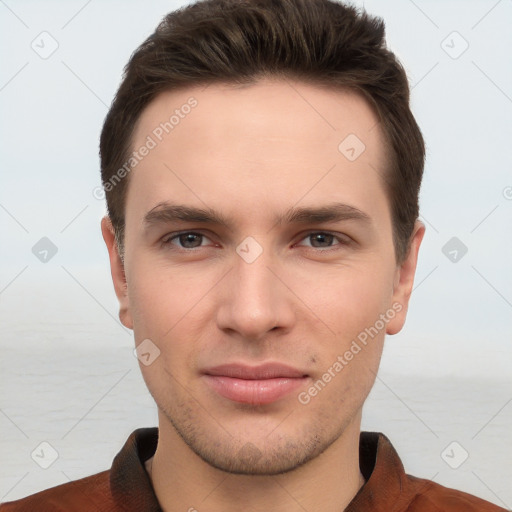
<box><xmin>159</xmin><ymin>397</ymin><xmax>353</xmax><ymax>476</ymax></box>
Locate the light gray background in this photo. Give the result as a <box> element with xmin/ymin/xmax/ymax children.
<box><xmin>1</xmin><ymin>0</ymin><xmax>511</xmax><ymax>507</ymax></box>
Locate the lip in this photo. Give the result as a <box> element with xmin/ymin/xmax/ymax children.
<box><xmin>202</xmin><ymin>363</ymin><xmax>309</xmax><ymax>405</ymax></box>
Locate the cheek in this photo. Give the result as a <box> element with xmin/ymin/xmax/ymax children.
<box><xmin>127</xmin><ymin>261</ymin><xmax>211</xmax><ymax>369</ymax></box>
<box><xmin>291</xmin><ymin>261</ymin><xmax>394</xmax><ymax>338</ymax></box>
<box><xmin>128</xmin><ymin>270</ymin><xmax>198</xmax><ymax>395</ymax></box>
<box><xmin>127</xmin><ymin>257</ymin><xmax>198</xmax><ymax>335</ymax></box>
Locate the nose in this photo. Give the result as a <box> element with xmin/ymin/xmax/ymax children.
<box><xmin>215</xmin><ymin>247</ymin><xmax>296</xmax><ymax>342</ymax></box>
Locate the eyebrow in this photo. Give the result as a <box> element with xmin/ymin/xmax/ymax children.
<box><xmin>143</xmin><ymin>201</ymin><xmax>372</xmax><ymax>231</ymax></box>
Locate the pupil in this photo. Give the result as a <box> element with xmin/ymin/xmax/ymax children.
<box><xmin>312</xmin><ymin>233</ymin><xmax>333</xmax><ymax>247</ymax></box>
<box><xmin>181</xmin><ymin>233</ymin><xmax>201</xmax><ymax>248</ymax></box>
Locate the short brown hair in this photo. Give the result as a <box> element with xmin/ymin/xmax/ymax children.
<box><xmin>100</xmin><ymin>0</ymin><xmax>424</xmax><ymax>264</ymax></box>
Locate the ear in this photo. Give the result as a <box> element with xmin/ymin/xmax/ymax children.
<box><xmin>386</xmin><ymin>220</ymin><xmax>425</xmax><ymax>335</ymax></box>
<box><xmin>101</xmin><ymin>216</ymin><xmax>133</xmax><ymax>330</ymax></box>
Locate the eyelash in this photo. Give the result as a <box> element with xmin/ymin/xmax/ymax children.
<box><xmin>160</xmin><ymin>231</ymin><xmax>351</xmax><ymax>252</ymax></box>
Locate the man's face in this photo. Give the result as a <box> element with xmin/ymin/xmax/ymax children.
<box><xmin>103</xmin><ymin>79</ymin><xmax>423</xmax><ymax>474</ymax></box>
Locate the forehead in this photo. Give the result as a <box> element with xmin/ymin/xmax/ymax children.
<box><xmin>133</xmin><ymin>79</ymin><xmax>383</xmax><ymax>151</ymax></box>
<box><xmin>126</xmin><ymin>79</ymin><xmax>390</xmax><ymax>230</ymax></box>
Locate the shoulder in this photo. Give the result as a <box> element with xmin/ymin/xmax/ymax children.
<box><xmin>0</xmin><ymin>427</ymin><xmax>159</xmax><ymax>512</ymax></box>
<box><xmin>402</xmin><ymin>474</ymin><xmax>508</xmax><ymax>512</ymax></box>
<box><xmin>362</xmin><ymin>431</ymin><xmax>507</xmax><ymax>512</ymax></box>
<box><xmin>0</xmin><ymin>470</ymin><xmax>116</xmax><ymax>512</ymax></box>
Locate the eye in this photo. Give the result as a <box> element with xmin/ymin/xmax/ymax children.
<box><xmin>162</xmin><ymin>231</ymin><xmax>213</xmax><ymax>249</ymax></box>
<box><xmin>160</xmin><ymin>230</ymin><xmax>351</xmax><ymax>252</ymax></box>
<box><xmin>296</xmin><ymin>231</ymin><xmax>350</xmax><ymax>250</ymax></box>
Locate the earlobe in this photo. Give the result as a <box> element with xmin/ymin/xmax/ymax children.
<box><xmin>100</xmin><ymin>216</ymin><xmax>133</xmax><ymax>330</ymax></box>
<box><xmin>386</xmin><ymin>220</ymin><xmax>425</xmax><ymax>335</ymax></box>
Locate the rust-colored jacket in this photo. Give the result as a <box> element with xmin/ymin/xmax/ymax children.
<box><xmin>0</xmin><ymin>428</ymin><xmax>507</xmax><ymax>511</ymax></box>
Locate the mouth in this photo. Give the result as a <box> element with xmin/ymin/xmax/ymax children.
<box><xmin>201</xmin><ymin>363</ymin><xmax>309</xmax><ymax>405</ymax></box>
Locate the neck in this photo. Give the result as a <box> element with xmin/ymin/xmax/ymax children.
<box><xmin>146</xmin><ymin>411</ymin><xmax>366</xmax><ymax>512</ymax></box>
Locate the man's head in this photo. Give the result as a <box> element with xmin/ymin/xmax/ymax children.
<box><xmin>100</xmin><ymin>0</ymin><xmax>425</xmax><ymax>476</ymax></box>
<box><xmin>100</xmin><ymin>0</ymin><xmax>424</xmax><ymax>266</ymax></box>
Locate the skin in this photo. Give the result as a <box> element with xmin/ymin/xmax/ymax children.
<box><xmin>102</xmin><ymin>78</ymin><xmax>424</xmax><ymax>512</ymax></box>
